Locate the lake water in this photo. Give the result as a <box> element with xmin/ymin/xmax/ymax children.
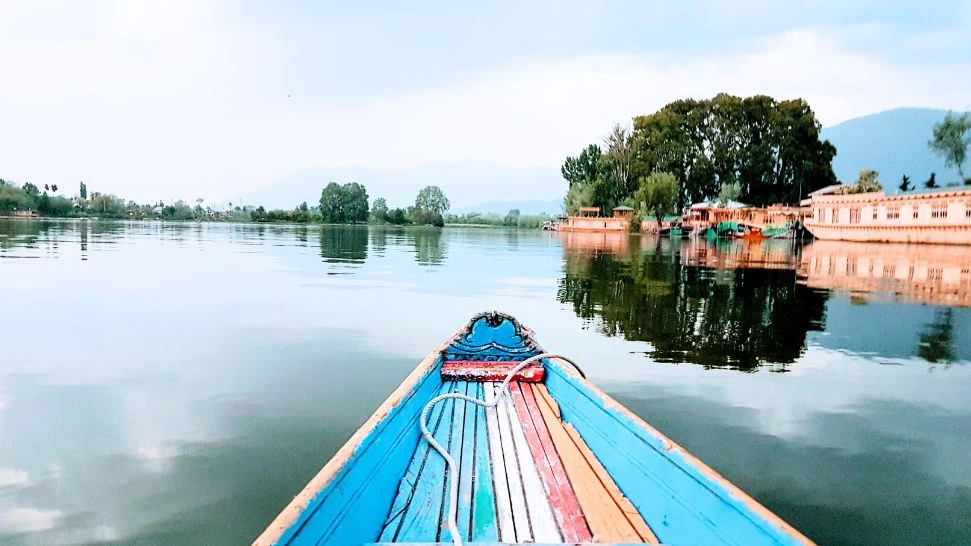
<box><xmin>1</xmin><ymin>220</ymin><xmax>969</xmax><ymax>545</ymax></box>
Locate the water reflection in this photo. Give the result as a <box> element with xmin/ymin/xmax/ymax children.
<box><xmin>798</xmin><ymin>240</ymin><xmax>971</xmax><ymax>307</ymax></box>
<box><xmin>557</xmin><ymin>234</ymin><xmax>828</xmax><ymax>370</ymax></box>
<box><xmin>409</xmin><ymin>228</ymin><xmax>447</xmax><ymax>265</ymax></box>
<box><xmin>918</xmin><ymin>308</ymin><xmax>955</xmax><ymax>365</ymax></box>
<box><xmin>318</xmin><ymin>226</ymin><xmax>367</xmax><ymax>265</ymax></box>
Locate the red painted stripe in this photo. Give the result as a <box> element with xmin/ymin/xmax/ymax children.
<box><xmin>441</xmin><ymin>361</ymin><xmax>544</xmax><ymax>382</ymax></box>
<box><xmin>510</xmin><ymin>382</ymin><xmax>593</xmax><ymax>542</ymax></box>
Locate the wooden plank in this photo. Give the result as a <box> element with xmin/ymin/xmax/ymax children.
<box><xmin>483</xmin><ymin>384</ymin><xmax>515</xmax><ymax>542</ymax></box>
<box><xmin>502</xmin><ymin>387</ymin><xmax>561</xmax><ymax>542</ymax></box>
<box><xmin>395</xmin><ymin>381</ymin><xmax>457</xmax><ymax>542</ymax></box>
<box><xmin>378</xmin><ymin>381</ymin><xmax>453</xmax><ymax>541</ymax></box>
<box><xmin>470</xmin><ymin>382</ymin><xmax>498</xmax><ymax>542</ymax></box>
<box><xmin>254</xmin><ymin>329</ymin><xmax>462</xmax><ymax>546</ymax></box>
<box><xmin>454</xmin><ymin>381</ymin><xmax>476</xmax><ymax>541</ymax></box>
<box><xmin>512</xmin><ymin>382</ymin><xmax>592</xmax><ymax>542</ymax></box>
<box><xmin>441</xmin><ymin>360</ymin><xmax>544</xmax><ymax>382</ymax></box>
<box><xmin>494</xmin><ymin>383</ymin><xmax>532</xmax><ymax>542</ymax></box>
<box><xmin>532</xmin><ymin>383</ymin><xmax>658</xmax><ymax>544</ymax></box>
<box><xmin>542</xmin><ymin>361</ymin><xmax>815</xmax><ymax>546</ymax></box>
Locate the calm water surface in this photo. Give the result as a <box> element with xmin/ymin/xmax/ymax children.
<box><xmin>1</xmin><ymin>220</ymin><xmax>969</xmax><ymax>545</ymax></box>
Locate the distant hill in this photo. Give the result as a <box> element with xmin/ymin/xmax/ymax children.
<box><xmin>821</xmin><ymin>108</ymin><xmax>963</xmax><ymax>192</ymax></box>
<box><xmin>235</xmin><ymin>107</ymin><xmax>966</xmax><ymax>211</ymax></box>
<box><xmin>234</xmin><ymin>161</ymin><xmax>564</xmax><ymax>211</ymax></box>
<box><xmin>451</xmin><ymin>199</ymin><xmax>563</xmax><ymax>216</ymax></box>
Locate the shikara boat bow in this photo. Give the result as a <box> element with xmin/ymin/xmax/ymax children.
<box><xmin>254</xmin><ymin>312</ymin><xmax>814</xmax><ymax>546</ymax></box>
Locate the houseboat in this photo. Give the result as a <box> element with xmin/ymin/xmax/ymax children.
<box><xmin>802</xmin><ymin>186</ymin><xmax>971</xmax><ymax>245</ymax></box>
<box><xmin>553</xmin><ymin>206</ymin><xmax>634</xmax><ymax>232</ymax></box>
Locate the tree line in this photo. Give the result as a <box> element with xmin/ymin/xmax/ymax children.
<box><xmin>0</xmin><ymin>176</ymin><xmax>457</xmax><ymax>227</ymax></box>
<box><xmin>562</xmin><ymin>93</ymin><xmax>839</xmax><ymax>220</ymax></box>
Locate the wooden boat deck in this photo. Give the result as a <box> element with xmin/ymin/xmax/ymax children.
<box><xmin>255</xmin><ymin>312</ymin><xmax>814</xmax><ymax>546</ymax></box>
<box><xmin>376</xmin><ymin>380</ymin><xmax>657</xmax><ymax>544</ymax></box>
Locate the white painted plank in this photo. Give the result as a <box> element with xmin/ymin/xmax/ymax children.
<box><xmin>483</xmin><ymin>383</ymin><xmax>515</xmax><ymax>542</ymax></box>
<box><xmin>494</xmin><ymin>384</ymin><xmax>532</xmax><ymax>543</ymax></box>
<box><xmin>502</xmin><ymin>391</ymin><xmax>561</xmax><ymax>542</ymax></box>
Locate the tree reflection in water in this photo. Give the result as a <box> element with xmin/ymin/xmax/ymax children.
<box><xmin>918</xmin><ymin>308</ymin><xmax>955</xmax><ymax>365</ymax></box>
<box><xmin>557</xmin><ymin>238</ymin><xmax>829</xmax><ymax>370</ymax></box>
<box><xmin>319</xmin><ymin>226</ymin><xmax>368</xmax><ymax>264</ymax></box>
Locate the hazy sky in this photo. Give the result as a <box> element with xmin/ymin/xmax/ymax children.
<box><xmin>1</xmin><ymin>1</ymin><xmax>969</xmax><ymax>203</ymax></box>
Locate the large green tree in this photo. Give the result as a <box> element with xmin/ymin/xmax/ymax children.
<box><xmin>635</xmin><ymin>172</ymin><xmax>680</xmax><ymax>230</ymax></box>
<box><xmin>318</xmin><ymin>182</ymin><xmax>369</xmax><ymax>223</ymax></box>
<box><xmin>414</xmin><ymin>185</ymin><xmax>450</xmax><ymax>216</ymax></box>
<box><xmin>629</xmin><ymin>94</ymin><xmax>836</xmax><ymax>208</ymax></box>
<box><xmin>342</xmin><ymin>182</ymin><xmax>369</xmax><ymax>223</ymax></box>
<box><xmin>929</xmin><ymin>111</ymin><xmax>971</xmax><ymax>182</ymax></box>
<box><xmin>370</xmin><ymin>197</ymin><xmax>389</xmax><ymax>223</ymax></box>
<box><xmin>319</xmin><ymin>182</ymin><xmax>346</xmax><ymax>223</ymax></box>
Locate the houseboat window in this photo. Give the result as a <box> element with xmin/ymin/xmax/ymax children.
<box><xmin>928</xmin><ymin>268</ymin><xmax>943</xmax><ymax>281</ymax></box>
<box><xmin>849</xmin><ymin>209</ymin><xmax>861</xmax><ymax>224</ymax></box>
<box><xmin>883</xmin><ymin>264</ymin><xmax>896</xmax><ymax>278</ymax></box>
<box><xmin>887</xmin><ymin>206</ymin><xmax>900</xmax><ymax>219</ymax></box>
<box><xmin>872</xmin><ymin>209</ymin><xmax>878</xmax><ymax>220</ymax></box>
<box><xmin>913</xmin><ymin>209</ymin><xmax>919</xmax><ymax>219</ymax></box>
<box><xmin>831</xmin><ymin>208</ymin><xmax>838</xmax><ymax>223</ymax></box>
<box><xmin>966</xmin><ymin>208</ymin><xmax>971</xmax><ymax>219</ymax></box>
<box><xmin>932</xmin><ymin>203</ymin><xmax>947</xmax><ymax>219</ymax></box>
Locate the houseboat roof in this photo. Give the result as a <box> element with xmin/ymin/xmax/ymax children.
<box><xmin>689</xmin><ymin>200</ymin><xmax>749</xmax><ymax>210</ymax></box>
<box><xmin>807</xmin><ymin>184</ymin><xmax>846</xmax><ymax>197</ymax></box>
<box><xmin>612</xmin><ymin>205</ymin><xmax>635</xmax><ymax>211</ymax></box>
<box><xmin>896</xmin><ymin>184</ymin><xmax>971</xmax><ymax>197</ymax></box>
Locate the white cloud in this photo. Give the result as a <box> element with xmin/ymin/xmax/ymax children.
<box><xmin>314</xmin><ymin>26</ymin><xmax>970</xmax><ymax>169</ymax></box>
<box><xmin>0</xmin><ymin>507</ymin><xmax>60</xmax><ymax>534</ymax></box>
<box><xmin>0</xmin><ymin>5</ymin><xmax>967</xmax><ymax>204</ymax></box>
<box><xmin>0</xmin><ymin>468</ymin><xmax>29</xmax><ymax>488</ymax></box>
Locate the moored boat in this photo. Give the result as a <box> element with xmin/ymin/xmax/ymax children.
<box><xmin>254</xmin><ymin>312</ymin><xmax>814</xmax><ymax>546</ymax></box>
<box><xmin>802</xmin><ymin>186</ymin><xmax>971</xmax><ymax>244</ymax></box>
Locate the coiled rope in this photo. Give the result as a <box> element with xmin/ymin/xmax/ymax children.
<box><xmin>419</xmin><ymin>353</ymin><xmax>584</xmax><ymax>546</ymax></box>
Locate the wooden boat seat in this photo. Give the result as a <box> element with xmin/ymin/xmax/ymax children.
<box><xmin>376</xmin><ymin>380</ymin><xmax>658</xmax><ymax>544</ymax></box>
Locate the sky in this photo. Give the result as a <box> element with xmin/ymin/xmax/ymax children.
<box><xmin>0</xmin><ymin>0</ymin><xmax>969</xmax><ymax>205</ymax></box>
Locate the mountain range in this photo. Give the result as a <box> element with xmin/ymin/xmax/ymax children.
<box><xmin>236</xmin><ymin>107</ymin><xmax>963</xmax><ymax>212</ymax></box>
<box><xmin>821</xmin><ymin>107</ymin><xmax>961</xmax><ymax>190</ymax></box>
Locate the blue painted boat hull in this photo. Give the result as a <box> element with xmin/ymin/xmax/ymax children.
<box><xmin>254</xmin><ymin>312</ymin><xmax>813</xmax><ymax>546</ymax></box>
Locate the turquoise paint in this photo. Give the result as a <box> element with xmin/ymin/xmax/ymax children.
<box><xmin>443</xmin><ymin>312</ymin><xmax>542</xmax><ymax>361</ymax></box>
<box><xmin>378</xmin><ymin>379</ymin><xmax>452</xmax><ymax>541</ymax></box>
<box><xmin>470</xmin><ymin>382</ymin><xmax>498</xmax><ymax>542</ymax></box>
<box><xmin>454</xmin><ymin>381</ymin><xmax>476</xmax><ymax>541</ymax></box>
<box><xmin>544</xmin><ymin>360</ymin><xmax>804</xmax><ymax>546</ymax></box>
<box><xmin>395</xmin><ymin>381</ymin><xmax>455</xmax><ymax>542</ymax></box>
<box><xmin>275</xmin><ymin>360</ymin><xmax>444</xmax><ymax>545</ymax></box>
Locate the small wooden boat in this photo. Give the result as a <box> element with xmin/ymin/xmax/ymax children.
<box><xmin>254</xmin><ymin>312</ymin><xmax>813</xmax><ymax>546</ymax></box>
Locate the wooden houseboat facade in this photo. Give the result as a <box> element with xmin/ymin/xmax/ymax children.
<box><xmin>803</xmin><ymin>187</ymin><xmax>971</xmax><ymax>245</ymax></box>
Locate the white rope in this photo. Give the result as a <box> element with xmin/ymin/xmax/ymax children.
<box><xmin>418</xmin><ymin>352</ymin><xmax>583</xmax><ymax>546</ymax></box>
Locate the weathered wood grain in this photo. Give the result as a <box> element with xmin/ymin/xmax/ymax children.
<box><xmin>394</xmin><ymin>381</ymin><xmax>456</xmax><ymax>542</ymax></box>
<box><xmin>253</xmin><ymin>329</ymin><xmax>461</xmax><ymax>546</ymax></box>
<box><xmin>512</xmin><ymin>382</ymin><xmax>593</xmax><ymax>542</ymax></box>
<box><xmin>470</xmin><ymin>382</ymin><xmax>498</xmax><ymax>542</ymax></box>
<box><xmin>441</xmin><ymin>360</ymin><xmax>544</xmax><ymax>382</ymax></box>
<box><xmin>502</xmin><ymin>387</ymin><xmax>560</xmax><ymax>542</ymax></box>
<box><xmin>533</xmin><ymin>383</ymin><xmax>658</xmax><ymax>544</ymax></box>
<box><xmin>483</xmin><ymin>384</ymin><xmax>515</xmax><ymax>542</ymax></box>
<box><xmin>493</xmin><ymin>383</ymin><xmax>533</xmax><ymax>542</ymax></box>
